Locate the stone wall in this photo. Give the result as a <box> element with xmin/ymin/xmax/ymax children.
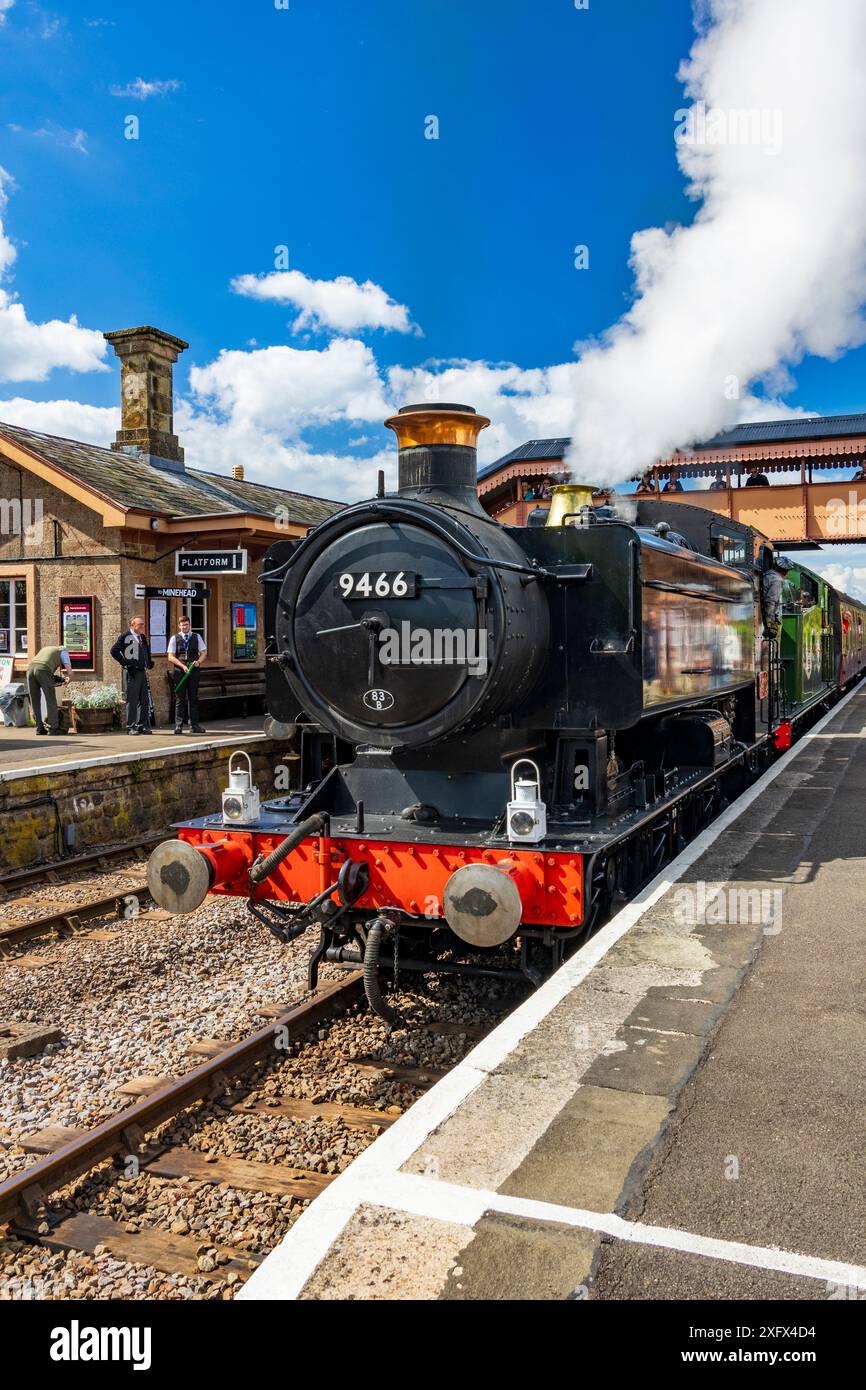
<box><xmin>0</xmin><ymin>462</ymin><xmax>128</xmax><ymax>711</ymax></box>
<box><xmin>0</xmin><ymin>460</ymin><xmax>114</xmax><ymax>565</ymax></box>
<box><xmin>0</xmin><ymin>738</ymin><xmax>288</xmax><ymax>872</ymax></box>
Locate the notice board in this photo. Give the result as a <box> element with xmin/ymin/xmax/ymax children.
<box><xmin>230</xmin><ymin>602</ymin><xmax>257</xmax><ymax>662</ymax></box>
<box><xmin>60</xmin><ymin>596</ymin><xmax>95</xmax><ymax>671</ymax></box>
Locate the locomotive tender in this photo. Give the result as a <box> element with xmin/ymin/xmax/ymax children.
<box><xmin>148</xmin><ymin>403</ymin><xmax>866</xmax><ymax>1017</ymax></box>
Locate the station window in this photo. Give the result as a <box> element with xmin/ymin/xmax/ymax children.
<box><xmin>183</xmin><ymin>589</ymin><xmax>208</xmax><ymax>648</ymax></box>
<box><xmin>0</xmin><ymin>578</ymin><xmax>28</xmax><ymax>656</ymax></box>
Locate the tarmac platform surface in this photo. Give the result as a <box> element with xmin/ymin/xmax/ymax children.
<box><xmin>0</xmin><ymin>716</ymin><xmax>266</xmax><ymax>780</ymax></box>
<box><xmin>241</xmin><ymin>685</ymin><xmax>866</xmax><ymax>1302</ymax></box>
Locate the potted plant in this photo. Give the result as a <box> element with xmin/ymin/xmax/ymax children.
<box><xmin>70</xmin><ymin>682</ymin><xmax>121</xmax><ymax>733</ymax></box>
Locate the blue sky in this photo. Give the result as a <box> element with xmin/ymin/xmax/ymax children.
<box><xmin>2</xmin><ymin>0</ymin><xmax>866</xmax><ymax>585</ymax></box>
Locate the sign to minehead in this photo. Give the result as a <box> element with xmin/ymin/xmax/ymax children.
<box><xmin>134</xmin><ymin>585</ymin><xmax>211</xmax><ymax>600</ymax></box>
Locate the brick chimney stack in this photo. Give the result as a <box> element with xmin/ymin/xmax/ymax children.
<box><xmin>104</xmin><ymin>326</ymin><xmax>189</xmax><ymax>472</ymax></box>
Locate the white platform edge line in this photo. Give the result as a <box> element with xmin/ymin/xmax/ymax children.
<box><xmin>240</xmin><ymin>684</ymin><xmax>865</xmax><ymax>1300</ymax></box>
<box><xmin>0</xmin><ymin>733</ymin><xmax>267</xmax><ymax>782</ymax></box>
<box><xmin>361</xmin><ymin>1172</ymin><xmax>866</xmax><ymax>1290</ymax></box>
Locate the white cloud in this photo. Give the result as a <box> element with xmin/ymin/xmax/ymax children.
<box><xmin>0</xmin><ymin>397</ymin><xmax>117</xmax><ymax>444</ymax></box>
<box><xmin>181</xmin><ymin>350</ymin><xmax>581</xmax><ymax>499</ymax></box>
<box><xmin>8</xmin><ymin>122</ymin><xmax>88</xmax><ymax>155</ymax></box>
<box><xmin>0</xmin><ymin>168</ymin><xmax>15</xmax><ymax>279</ymax></box>
<box><xmin>110</xmin><ymin>78</ymin><xmax>182</xmax><ymax>100</ymax></box>
<box><xmin>389</xmin><ymin>358</ymin><xmax>582</xmax><ymax>466</ymax></box>
<box><xmin>0</xmin><ymin>166</ymin><xmax>108</xmax><ymax>382</ymax></box>
<box><xmin>0</xmin><ymin>1</ymin><xmax>15</xmax><ymax>25</ymax></box>
<box><xmin>187</xmin><ymin>337</ymin><xmax>391</xmax><ymax>433</ymax></box>
<box><xmin>178</xmin><ymin>404</ymin><xmax>392</xmax><ymax>501</ymax></box>
<box><xmin>808</xmin><ymin>563</ymin><xmax>866</xmax><ymax>604</ymax></box>
<box><xmin>564</xmin><ymin>0</ymin><xmax>866</xmax><ymax>486</ymax></box>
<box><xmin>232</xmin><ymin>269</ymin><xmax>416</xmax><ymax>335</ymax></box>
<box><xmin>180</xmin><ymin>338</ymin><xmax>397</xmax><ymax>499</ymax></box>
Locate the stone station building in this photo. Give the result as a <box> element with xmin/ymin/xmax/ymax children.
<box><xmin>0</xmin><ymin>327</ymin><xmax>341</xmax><ymax>724</ymax></box>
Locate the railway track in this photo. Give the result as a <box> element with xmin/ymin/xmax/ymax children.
<box><xmin>0</xmin><ymin>881</ymin><xmax>152</xmax><ymax>949</ymax></box>
<box><xmin>0</xmin><ymin>834</ymin><xmax>170</xmax><ymax>949</ymax></box>
<box><xmin>0</xmin><ymin>975</ymin><xmax>363</xmax><ymax>1229</ymax></box>
<box><xmin>0</xmin><ymin>833</ymin><xmax>163</xmax><ymax>899</ymax></box>
<box><xmin>0</xmin><ymin>971</ymin><xmax>486</xmax><ymax>1293</ymax></box>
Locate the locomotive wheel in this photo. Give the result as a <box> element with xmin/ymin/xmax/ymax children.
<box><xmin>582</xmin><ymin>856</ymin><xmax>611</xmax><ymax>937</ymax></box>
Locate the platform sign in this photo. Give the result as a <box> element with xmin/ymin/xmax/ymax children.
<box><xmin>176</xmin><ymin>550</ymin><xmax>247</xmax><ymax>576</ymax></box>
<box><xmin>231</xmin><ymin>602</ymin><xmax>257</xmax><ymax>662</ymax></box>
<box><xmin>59</xmin><ymin>596</ymin><xmax>94</xmax><ymax>671</ymax></box>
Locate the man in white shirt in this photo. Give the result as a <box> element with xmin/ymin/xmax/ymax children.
<box><xmin>167</xmin><ymin>616</ymin><xmax>207</xmax><ymax>734</ymax></box>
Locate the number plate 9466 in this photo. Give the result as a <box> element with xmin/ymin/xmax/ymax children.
<box><xmin>335</xmin><ymin>571</ymin><xmax>417</xmax><ymax>599</ymax></box>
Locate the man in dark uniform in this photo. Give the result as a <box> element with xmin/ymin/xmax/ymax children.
<box><xmin>762</xmin><ymin>555</ymin><xmax>792</xmax><ymax>639</ymax></box>
<box><xmin>110</xmin><ymin>615</ymin><xmax>154</xmax><ymax>734</ymax></box>
<box><xmin>167</xmin><ymin>615</ymin><xmax>207</xmax><ymax>735</ymax></box>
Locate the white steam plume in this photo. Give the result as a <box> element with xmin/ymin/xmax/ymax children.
<box><xmin>566</xmin><ymin>0</ymin><xmax>866</xmax><ymax>485</ymax></box>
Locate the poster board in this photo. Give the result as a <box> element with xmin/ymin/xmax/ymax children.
<box><xmin>0</xmin><ymin>656</ymin><xmax>13</xmax><ymax>687</ymax></box>
<box><xmin>148</xmin><ymin>597</ymin><xmax>168</xmax><ymax>656</ymax></box>
<box><xmin>230</xmin><ymin>602</ymin><xmax>257</xmax><ymax>662</ymax></box>
<box><xmin>59</xmin><ymin>597</ymin><xmax>95</xmax><ymax>671</ymax></box>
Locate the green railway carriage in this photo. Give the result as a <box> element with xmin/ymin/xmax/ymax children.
<box><xmin>778</xmin><ymin>564</ymin><xmax>832</xmax><ymax>708</ymax></box>
<box><xmin>834</xmin><ymin>585</ymin><xmax>866</xmax><ymax>688</ymax></box>
<box><xmin>778</xmin><ymin>562</ymin><xmax>866</xmax><ymax>713</ymax></box>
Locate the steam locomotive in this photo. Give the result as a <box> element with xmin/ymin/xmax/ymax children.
<box><xmin>148</xmin><ymin>403</ymin><xmax>866</xmax><ymax>1018</ymax></box>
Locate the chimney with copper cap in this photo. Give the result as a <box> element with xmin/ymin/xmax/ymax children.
<box><xmin>384</xmin><ymin>402</ymin><xmax>490</xmax><ymax>513</ymax></box>
<box><xmin>104</xmin><ymin>326</ymin><xmax>189</xmax><ymax>473</ymax></box>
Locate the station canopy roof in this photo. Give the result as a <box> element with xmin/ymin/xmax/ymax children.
<box><xmin>477</xmin><ymin>412</ymin><xmax>866</xmax><ymax>486</ymax></box>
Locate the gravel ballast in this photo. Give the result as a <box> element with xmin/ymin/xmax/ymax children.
<box><xmin>0</xmin><ymin>888</ymin><xmax>520</xmax><ymax>1299</ymax></box>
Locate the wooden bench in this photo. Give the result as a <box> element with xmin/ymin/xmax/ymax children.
<box><xmin>167</xmin><ymin>666</ymin><xmax>265</xmax><ymax>722</ymax></box>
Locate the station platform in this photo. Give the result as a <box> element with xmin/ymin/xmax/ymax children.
<box><xmin>241</xmin><ymin>686</ymin><xmax>866</xmax><ymax>1301</ymax></box>
<box><xmin>0</xmin><ymin>718</ymin><xmax>280</xmax><ymax>873</ymax></box>
<box><xmin>0</xmin><ymin>716</ymin><xmax>266</xmax><ymax>780</ymax></box>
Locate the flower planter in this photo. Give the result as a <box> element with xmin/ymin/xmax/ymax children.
<box><xmin>72</xmin><ymin>707</ymin><xmax>116</xmax><ymax>734</ymax></box>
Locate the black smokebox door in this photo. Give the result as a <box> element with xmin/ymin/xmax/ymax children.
<box><xmin>293</xmin><ymin>520</ymin><xmax>481</xmax><ymax>727</ymax></box>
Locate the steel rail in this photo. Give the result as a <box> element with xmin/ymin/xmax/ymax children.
<box><xmin>0</xmin><ymin>833</ymin><xmax>164</xmax><ymax>897</ymax></box>
<box><xmin>0</xmin><ymin>881</ymin><xmax>153</xmax><ymax>947</ymax></box>
<box><xmin>0</xmin><ymin>972</ymin><xmax>364</xmax><ymax>1227</ymax></box>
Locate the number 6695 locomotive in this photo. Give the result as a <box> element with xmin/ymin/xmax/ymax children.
<box><xmin>147</xmin><ymin>402</ymin><xmax>866</xmax><ymax>1018</ymax></box>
